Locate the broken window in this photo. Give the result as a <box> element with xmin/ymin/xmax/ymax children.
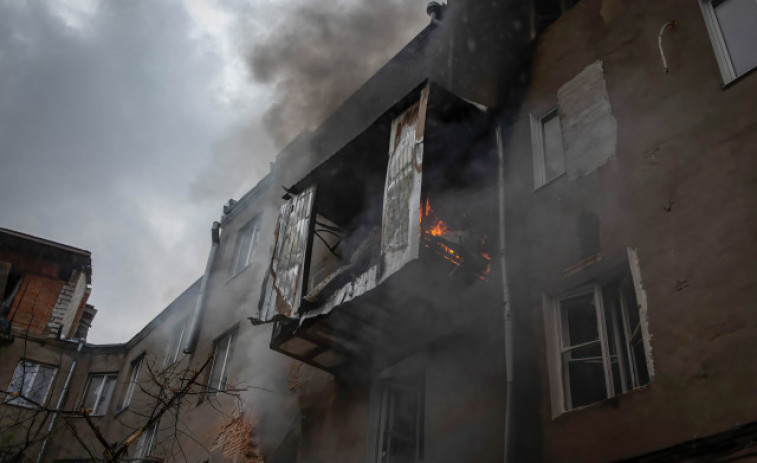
<box><xmin>233</xmin><ymin>216</ymin><xmax>261</xmax><ymax>275</ymax></box>
<box><xmin>207</xmin><ymin>328</ymin><xmax>236</xmax><ymax>398</ymax></box>
<box><xmin>699</xmin><ymin>0</ymin><xmax>757</xmax><ymax>83</ymax></box>
<box><xmin>377</xmin><ymin>381</ymin><xmax>424</xmax><ymax>463</ymax></box>
<box><xmin>5</xmin><ymin>360</ymin><xmax>57</xmax><ymax>407</ymax></box>
<box><xmin>82</xmin><ymin>373</ymin><xmax>117</xmax><ymax>416</ymax></box>
<box><xmin>550</xmin><ymin>272</ymin><xmax>650</xmax><ymax>411</ymax></box>
<box><xmin>530</xmin><ymin>107</ymin><xmax>565</xmax><ymax>188</ymax></box>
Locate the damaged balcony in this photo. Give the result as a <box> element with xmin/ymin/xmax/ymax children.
<box><xmin>255</xmin><ymin>82</ymin><xmax>497</xmax><ymax>375</ymax></box>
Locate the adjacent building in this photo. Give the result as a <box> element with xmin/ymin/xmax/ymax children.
<box><xmin>2</xmin><ymin>0</ymin><xmax>756</xmax><ymax>462</ymax></box>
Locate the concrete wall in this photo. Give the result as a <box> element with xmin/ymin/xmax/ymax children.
<box><xmin>500</xmin><ymin>0</ymin><xmax>757</xmax><ymax>461</ymax></box>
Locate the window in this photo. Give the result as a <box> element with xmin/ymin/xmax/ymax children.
<box><xmin>82</xmin><ymin>373</ymin><xmax>117</xmax><ymax>416</ymax></box>
<box><xmin>5</xmin><ymin>361</ymin><xmax>57</xmax><ymax>407</ymax></box>
<box><xmin>133</xmin><ymin>420</ymin><xmax>159</xmax><ymax>459</ymax></box>
<box><xmin>546</xmin><ymin>271</ymin><xmax>650</xmax><ymax>412</ymax></box>
<box><xmin>699</xmin><ymin>0</ymin><xmax>757</xmax><ymax>84</ymax></box>
<box><xmin>122</xmin><ymin>355</ymin><xmax>143</xmax><ymax>408</ymax></box>
<box><xmin>376</xmin><ymin>381</ymin><xmax>424</xmax><ymax>463</ymax></box>
<box><xmin>163</xmin><ymin>321</ymin><xmax>186</xmax><ymax>368</ymax></box>
<box><xmin>530</xmin><ymin>107</ymin><xmax>566</xmax><ymax>188</ymax></box>
<box><xmin>233</xmin><ymin>217</ymin><xmax>261</xmax><ymax>274</ymax></box>
<box><xmin>207</xmin><ymin>329</ymin><xmax>236</xmax><ymax>398</ymax></box>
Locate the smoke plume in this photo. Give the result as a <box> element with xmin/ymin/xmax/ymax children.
<box><xmin>246</xmin><ymin>0</ymin><xmax>429</xmax><ymax>148</ymax></box>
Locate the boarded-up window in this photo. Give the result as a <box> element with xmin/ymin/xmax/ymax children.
<box><xmin>260</xmin><ymin>186</ymin><xmax>316</xmax><ymax>321</ymax></box>
<box><xmin>381</xmin><ymin>87</ymin><xmax>428</xmax><ymax>278</ymax></box>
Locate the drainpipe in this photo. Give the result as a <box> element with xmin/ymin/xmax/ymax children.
<box><xmin>496</xmin><ymin>127</ymin><xmax>515</xmax><ymax>463</ymax></box>
<box><xmin>184</xmin><ymin>221</ymin><xmax>221</xmax><ymax>354</ymax></box>
<box><xmin>37</xmin><ymin>340</ymin><xmax>84</xmax><ymax>463</ymax></box>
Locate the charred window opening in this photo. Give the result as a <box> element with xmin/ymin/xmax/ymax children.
<box><xmin>300</xmin><ymin>127</ymin><xmax>389</xmax><ymax>306</ymax></box>
<box><xmin>376</xmin><ymin>379</ymin><xmax>424</xmax><ymax>463</ymax></box>
<box><xmin>420</xmin><ymin>86</ymin><xmax>495</xmax><ymax>281</ymax></box>
<box><xmin>553</xmin><ymin>271</ymin><xmax>650</xmax><ymax>410</ymax></box>
<box><xmin>1</xmin><ymin>268</ymin><xmax>24</xmax><ymax>319</ymax></box>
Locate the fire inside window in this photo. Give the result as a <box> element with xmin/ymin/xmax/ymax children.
<box><xmin>420</xmin><ymin>198</ymin><xmax>492</xmax><ymax>280</ymax></box>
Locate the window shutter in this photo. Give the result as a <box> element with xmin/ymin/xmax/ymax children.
<box><xmin>259</xmin><ymin>185</ymin><xmax>316</xmax><ymax>322</ymax></box>
<box><xmin>381</xmin><ymin>86</ymin><xmax>429</xmax><ymax>279</ymax></box>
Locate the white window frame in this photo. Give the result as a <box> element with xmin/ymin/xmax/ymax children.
<box><xmin>122</xmin><ymin>355</ymin><xmax>143</xmax><ymax>409</ymax></box>
<box><xmin>699</xmin><ymin>0</ymin><xmax>757</xmax><ymax>84</ymax></box>
<box><xmin>530</xmin><ymin>106</ymin><xmax>566</xmax><ymax>189</ymax></box>
<box><xmin>134</xmin><ymin>420</ymin><xmax>159</xmax><ymax>459</ymax></box>
<box><xmin>163</xmin><ymin>321</ymin><xmax>186</xmax><ymax>368</ymax></box>
<box><xmin>4</xmin><ymin>360</ymin><xmax>57</xmax><ymax>408</ymax></box>
<box><xmin>82</xmin><ymin>373</ymin><xmax>117</xmax><ymax>416</ymax></box>
<box><xmin>543</xmin><ymin>266</ymin><xmax>652</xmax><ymax>415</ymax></box>
<box><xmin>233</xmin><ymin>216</ymin><xmax>261</xmax><ymax>275</ymax></box>
<box><xmin>206</xmin><ymin>329</ymin><xmax>236</xmax><ymax>399</ymax></box>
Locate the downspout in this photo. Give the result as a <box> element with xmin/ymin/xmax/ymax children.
<box><xmin>36</xmin><ymin>340</ymin><xmax>84</xmax><ymax>463</ymax></box>
<box><xmin>496</xmin><ymin>127</ymin><xmax>515</xmax><ymax>463</ymax></box>
<box><xmin>184</xmin><ymin>221</ymin><xmax>221</xmax><ymax>354</ymax></box>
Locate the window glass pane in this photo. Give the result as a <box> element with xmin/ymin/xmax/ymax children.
<box><xmin>560</xmin><ymin>293</ymin><xmax>598</xmax><ymax>348</ymax></box>
<box><xmin>714</xmin><ymin>0</ymin><xmax>757</xmax><ymax>76</ymax></box>
<box><xmin>96</xmin><ymin>376</ymin><xmax>116</xmax><ymax>415</ymax></box>
<box><xmin>83</xmin><ymin>376</ymin><xmax>104</xmax><ymax>411</ymax></box>
<box><xmin>28</xmin><ymin>365</ymin><xmax>56</xmax><ymax>405</ymax></box>
<box><xmin>381</xmin><ymin>386</ymin><xmax>420</xmax><ymax>463</ymax></box>
<box><xmin>542</xmin><ymin>112</ymin><xmax>565</xmax><ymax>181</ymax></box>
<box><xmin>563</xmin><ymin>344</ymin><xmax>606</xmax><ymax>408</ymax></box>
<box><xmin>235</xmin><ymin>230</ymin><xmax>253</xmax><ymax>273</ymax></box>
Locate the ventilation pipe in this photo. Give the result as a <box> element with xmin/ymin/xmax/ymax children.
<box><xmin>184</xmin><ymin>221</ymin><xmax>221</xmax><ymax>354</ymax></box>
<box><xmin>496</xmin><ymin>127</ymin><xmax>515</xmax><ymax>463</ymax></box>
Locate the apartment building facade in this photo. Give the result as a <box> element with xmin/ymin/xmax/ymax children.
<box><xmin>2</xmin><ymin>0</ymin><xmax>756</xmax><ymax>462</ymax></box>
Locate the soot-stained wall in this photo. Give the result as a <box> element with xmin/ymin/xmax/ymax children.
<box><xmin>501</xmin><ymin>0</ymin><xmax>757</xmax><ymax>461</ymax></box>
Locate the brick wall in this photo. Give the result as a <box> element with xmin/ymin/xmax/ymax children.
<box><xmin>211</xmin><ymin>414</ymin><xmax>265</xmax><ymax>463</ymax></box>
<box><xmin>9</xmin><ymin>275</ymin><xmax>65</xmax><ymax>337</ymax></box>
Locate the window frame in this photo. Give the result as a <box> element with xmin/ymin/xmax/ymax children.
<box><xmin>530</xmin><ymin>106</ymin><xmax>566</xmax><ymax>189</ymax></box>
<box><xmin>233</xmin><ymin>216</ymin><xmax>261</xmax><ymax>275</ymax></box>
<box><xmin>163</xmin><ymin>320</ymin><xmax>187</xmax><ymax>369</ymax></box>
<box><xmin>133</xmin><ymin>419</ymin><xmax>159</xmax><ymax>459</ymax></box>
<box><xmin>4</xmin><ymin>360</ymin><xmax>58</xmax><ymax>408</ymax></box>
<box><xmin>375</xmin><ymin>379</ymin><xmax>425</xmax><ymax>463</ymax></box>
<box><xmin>206</xmin><ymin>328</ymin><xmax>237</xmax><ymax>399</ymax></box>
<box><xmin>82</xmin><ymin>372</ymin><xmax>117</xmax><ymax>416</ymax></box>
<box><xmin>543</xmin><ymin>258</ymin><xmax>652</xmax><ymax>416</ymax></box>
<box><xmin>699</xmin><ymin>0</ymin><xmax>757</xmax><ymax>84</ymax></box>
<box><xmin>121</xmin><ymin>355</ymin><xmax>144</xmax><ymax>409</ymax></box>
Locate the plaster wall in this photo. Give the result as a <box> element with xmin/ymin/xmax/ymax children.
<box><xmin>501</xmin><ymin>0</ymin><xmax>757</xmax><ymax>461</ymax></box>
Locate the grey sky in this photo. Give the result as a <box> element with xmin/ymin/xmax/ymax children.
<box><xmin>0</xmin><ymin>0</ymin><xmax>427</xmax><ymax>344</ymax></box>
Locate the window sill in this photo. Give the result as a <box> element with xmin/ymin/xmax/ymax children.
<box><xmin>534</xmin><ymin>171</ymin><xmax>566</xmax><ymax>192</ymax></box>
<box><xmin>225</xmin><ymin>263</ymin><xmax>254</xmax><ymax>285</ymax></box>
<box><xmin>721</xmin><ymin>65</ymin><xmax>757</xmax><ymax>89</ymax></box>
<box><xmin>552</xmin><ymin>382</ymin><xmax>652</xmax><ymax>421</ymax></box>
<box><xmin>114</xmin><ymin>404</ymin><xmax>129</xmax><ymax>417</ymax></box>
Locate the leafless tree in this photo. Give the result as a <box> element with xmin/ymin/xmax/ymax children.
<box><xmin>0</xmin><ymin>347</ymin><xmax>247</xmax><ymax>463</ymax></box>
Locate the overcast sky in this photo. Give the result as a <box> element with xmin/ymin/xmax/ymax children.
<box><xmin>0</xmin><ymin>0</ymin><xmax>427</xmax><ymax>344</ymax></box>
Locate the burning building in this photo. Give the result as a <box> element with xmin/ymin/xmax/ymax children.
<box><xmin>2</xmin><ymin>0</ymin><xmax>757</xmax><ymax>462</ymax></box>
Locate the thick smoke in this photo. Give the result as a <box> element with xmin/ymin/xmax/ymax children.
<box><xmin>246</xmin><ymin>0</ymin><xmax>429</xmax><ymax>148</ymax></box>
